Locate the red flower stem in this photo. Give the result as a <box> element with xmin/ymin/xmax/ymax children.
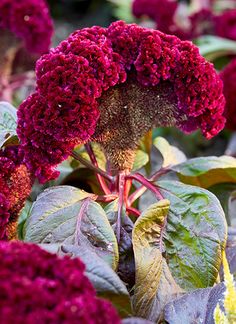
<box><xmin>85</xmin><ymin>143</ymin><xmax>111</xmax><ymax>195</ymax></box>
<box><xmin>124</xmin><ymin>177</ymin><xmax>132</xmax><ymax>206</ymax></box>
<box><xmin>127</xmin><ymin>185</ymin><xmax>147</xmax><ymax>207</ymax></box>
<box><xmin>126</xmin><ymin>173</ymin><xmax>164</xmax><ymax>200</ymax></box>
<box><xmin>94</xmin><ymin>194</ymin><xmax>118</xmax><ymax>203</ymax></box>
<box><xmin>116</xmin><ymin>171</ymin><xmax>126</xmax><ymax>242</ymax></box>
<box><xmin>127</xmin><ymin>168</ymin><xmax>169</xmax><ymax>206</ymax></box>
<box><xmin>126</xmin><ymin>206</ymin><xmax>140</xmax><ymax>217</ymax></box>
<box><xmin>71</xmin><ymin>151</ymin><xmax>113</xmax><ymax>182</ymax></box>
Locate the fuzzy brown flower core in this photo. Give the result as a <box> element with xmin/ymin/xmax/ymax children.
<box><xmin>92</xmin><ymin>78</ymin><xmax>183</xmax><ymax>174</ymax></box>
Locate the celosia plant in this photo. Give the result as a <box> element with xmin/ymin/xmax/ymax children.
<box><xmin>0</xmin><ymin>145</ymin><xmax>33</xmax><ymax>240</ymax></box>
<box><xmin>4</xmin><ymin>18</ymin><xmax>236</xmax><ymax>324</ymax></box>
<box><xmin>0</xmin><ymin>0</ymin><xmax>53</xmax><ymax>54</ymax></box>
<box><xmin>17</xmin><ymin>20</ymin><xmax>225</xmax><ymax>183</ymax></box>
<box><xmin>0</xmin><ymin>241</ymin><xmax>120</xmax><ymax>324</ymax></box>
<box><xmin>220</xmin><ymin>59</ymin><xmax>236</xmax><ymax>130</ymax></box>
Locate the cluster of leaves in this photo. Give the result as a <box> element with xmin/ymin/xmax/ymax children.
<box><xmin>0</xmin><ymin>98</ymin><xmax>231</xmax><ymax>322</ymax></box>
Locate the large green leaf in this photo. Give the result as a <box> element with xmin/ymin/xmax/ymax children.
<box><xmin>132</xmin><ymin>200</ymin><xmax>182</xmax><ymax>322</ymax></box>
<box><xmin>24</xmin><ymin>186</ymin><xmax>119</xmax><ymax>269</ymax></box>
<box><xmin>173</xmin><ymin>156</ymin><xmax>236</xmax><ymax>188</ymax></box>
<box><xmin>157</xmin><ymin>180</ymin><xmax>227</xmax><ymax>290</ymax></box>
<box><xmin>0</xmin><ymin>101</ymin><xmax>17</xmax><ymax>147</ymax></box>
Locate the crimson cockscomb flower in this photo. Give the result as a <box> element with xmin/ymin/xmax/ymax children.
<box><xmin>220</xmin><ymin>59</ymin><xmax>236</xmax><ymax>130</ymax></box>
<box><xmin>0</xmin><ymin>241</ymin><xmax>120</xmax><ymax>324</ymax></box>
<box><xmin>0</xmin><ymin>0</ymin><xmax>53</xmax><ymax>54</ymax></box>
<box><xmin>0</xmin><ymin>146</ymin><xmax>33</xmax><ymax>240</ymax></box>
<box><xmin>17</xmin><ymin>21</ymin><xmax>225</xmax><ymax>182</ymax></box>
<box><xmin>214</xmin><ymin>9</ymin><xmax>236</xmax><ymax>41</ymax></box>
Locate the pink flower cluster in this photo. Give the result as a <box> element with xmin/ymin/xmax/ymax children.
<box><xmin>0</xmin><ymin>146</ymin><xmax>32</xmax><ymax>239</ymax></box>
<box><xmin>220</xmin><ymin>59</ymin><xmax>236</xmax><ymax>130</ymax></box>
<box><xmin>0</xmin><ymin>241</ymin><xmax>120</xmax><ymax>323</ymax></box>
<box><xmin>0</xmin><ymin>0</ymin><xmax>53</xmax><ymax>54</ymax></box>
<box><xmin>17</xmin><ymin>21</ymin><xmax>225</xmax><ymax>183</ymax></box>
<box><xmin>132</xmin><ymin>0</ymin><xmax>236</xmax><ymax>41</ymax></box>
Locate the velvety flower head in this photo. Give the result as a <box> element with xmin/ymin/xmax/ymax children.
<box><xmin>0</xmin><ymin>146</ymin><xmax>33</xmax><ymax>240</ymax></box>
<box><xmin>0</xmin><ymin>241</ymin><xmax>120</xmax><ymax>324</ymax></box>
<box><xmin>0</xmin><ymin>0</ymin><xmax>53</xmax><ymax>54</ymax></box>
<box><xmin>214</xmin><ymin>9</ymin><xmax>236</xmax><ymax>41</ymax></box>
<box><xmin>220</xmin><ymin>59</ymin><xmax>236</xmax><ymax>130</ymax></box>
<box><xmin>17</xmin><ymin>21</ymin><xmax>225</xmax><ymax>181</ymax></box>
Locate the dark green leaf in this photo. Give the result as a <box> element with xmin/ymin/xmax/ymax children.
<box><xmin>158</xmin><ymin>180</ymin><xmax>227</xmax><ymax>290</ymax></box>
<box><xmin>24</xmin><ymin>186</ymin><xmax>119</xmax><ymax>269</ymax></box>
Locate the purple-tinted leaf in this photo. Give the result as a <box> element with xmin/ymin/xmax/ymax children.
<box><xmin>164</xmin><ymin>283</ymin><xmax>225</xmax><ymax>324</ymax></box>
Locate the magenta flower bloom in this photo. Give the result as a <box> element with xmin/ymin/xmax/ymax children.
<box><xmin>17</xmin><ymin>21</ymin><xmax>225</xmax><ymax>182</ymax></box>
<box><xmin>0</xmin><ymin>0</ymin><xmax>53</xmax><ymax>54</ymax></box>
<box><xmin>220</xmin><ymin>59</ymin><xmax>236</xmax><ymax>130</ymax></box>
<box><xmin>0</xmin><ymin>241</ymin><xmax>120</xmax><ymax>324</ymax></box>
<box><xmin>214</xmin><ymin>9</ymin><xmax>236</xmax><ymax>41</ymax></box>
<box><xmin>0</xmin><ymin>146</ymin><xmax>33</xmax><ymax>240</ymax></box>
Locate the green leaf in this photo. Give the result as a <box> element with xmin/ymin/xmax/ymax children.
<box><xmin>153</xmin><ymin>136</ymin><xmax>186</xmax><ymax>167</ymax></box>
<box><xmin>108</xmin><ymin>0</ymin><xmax>134</xmax><ymax>23</ymax></box>
<box><xmin>132</xmin><ymin>200</ymin><xmax>182</xmax><ymax>322</ymax></box>
<box><xmin>0</xmin><ymin>101</ymin><xmax>17</xmax><ymax>147</ymax></box>
<box><xmin>173</xmin><ymin>156</ymin><xmax>236</xmax><ymax>188</ymax></box>
<box><xmin>164</xmin><ymin>283</ymin><xmax>225</xmax><ymax>324</ymax></box>
<box><xmin>157</xmin><ymin>180</ymin><xmax>227</xmax><ymax>290</ymax></box>
<box><xmin>24</xmin><ymin>186</ymin><xmax>119</xmax><ymax>269</ymax></box>
<box><xmin>197</xmin><ymin>35</ymin><xmax>236</xmax><ymax>61</ymax></box>
<box><xmin>132</xmin><ymin>150</ymin><xmax>149</xmax><ymax>171</ymax></box>
<box><xmin>17</xmin><ymin>200</ymin><xmax>32</xmax><ymax>240</ymax></box>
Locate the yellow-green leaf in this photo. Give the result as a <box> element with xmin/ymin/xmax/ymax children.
<box><xmin>153</xmin><ymin>136</ymin><xmax>186</xmax><ymax>167</ymax></box>
<box><xmin>132</xmin><ymin>200</ymin><xmax>182</xmax><ymax>322</ymax></box>
<box><xmin>173</xmin><ymin>156</ymin><xmax>236</xmax><ymax>188</ymax></box>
